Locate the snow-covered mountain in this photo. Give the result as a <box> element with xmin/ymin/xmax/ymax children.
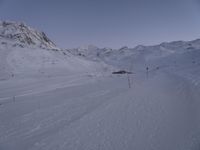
<box><xmin>68</xmin><ymin>39</ymin><xmax>200</xmax><ymax>60</ymax></box>
<box><xmin>1</xmin><ymin>21</ymin><xmax>200</xmax><ymax>150</ymax></box>
<box><xmin>1</xmin><ymin>20</ymin><xmax>200</xmax><ymax>87</ymax></box>
<box><xmin>67</xmin><ymin>39</ymin><xmax>200</xmax><ymax>89</ymax></box>
<box><xmin>67</xmin><ymin>39</ymin><xmax>200</xmax><ymax>69</ymax></box>
<box><xmin>0</xmin><ymin>21</ymin><xmax>57</xmax><ymax>49</ymax></box>
<box><xmin>0</xmin><ymin>21</ymin><xmax>109</xmax><ymax>80</ymax></box>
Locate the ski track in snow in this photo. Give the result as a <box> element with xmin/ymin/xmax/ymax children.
<box><xmin>0</xmin><ymin>75</ymin><xmax>93</xmax><ymax>104</ymax></box>
<box><xmin>1</xmin><ymin>22</ymin><xmax>200</xmax><ymax>150</ymax></box>
<box><xmin>0</xmin><ymin>69</ymin><xmax>200</xmax><ymax>150</ymax></box>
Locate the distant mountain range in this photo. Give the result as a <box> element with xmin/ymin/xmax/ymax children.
<box><xmin>1</xmin><ymin>21</ymin><xmax>200</xmax><ymax>81</ymax></box>
<box><xmin>66</xmin><ymin>38</ymin><xmax>200</xmax><ymax>70</ymax></box>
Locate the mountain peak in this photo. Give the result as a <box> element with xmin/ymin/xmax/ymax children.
<box><xmin>0</xmin><ymin>21</ymin><xmax>57</xmax><ymax>49</ymax></box>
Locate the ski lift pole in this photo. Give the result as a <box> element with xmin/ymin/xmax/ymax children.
<box><xmin>146</xmin><ymin>67</ymin><xmax>149</xmax><ymax>79</ymax></box>
<box><xmin>127</xmin><ymin>73</ymin><xmax>131</xmax><ymax>88</ymax></box>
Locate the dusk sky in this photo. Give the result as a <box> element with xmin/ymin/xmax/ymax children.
<box><xmin>0</xmin><ymin>0</ymin><xmax>200</xmax><ymax>48</ymax></box>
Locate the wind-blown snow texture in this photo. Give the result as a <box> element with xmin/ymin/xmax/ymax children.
<box><xmin>1</xmin><ymin>21</ymin><xmax>200</xmax><ymax>150</ymax></box>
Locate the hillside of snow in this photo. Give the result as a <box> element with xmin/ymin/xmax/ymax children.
<box><xmin>67</xmin><ymin>39</ymin><xmax>200</xmax><ymax>86</ymax></box>
<box><xmin>67</xmin><ymin>39</ymin><xmax>200</xmax><ymax>69</ymax></box>
<box><xmin>1</xmin><ymin>21</ymin><xmax>200</xmax><ymax>150</ymax></box>
<box><xmin>0</xmin><ymin>21</ymin><xmax>110</xmax><ymax>80</ymax></box>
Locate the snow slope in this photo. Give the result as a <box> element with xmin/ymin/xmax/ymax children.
<box><xmin>67</xmin><ymin>39</ymin><xmax>200</xmax><ymax>70</ymax></box>
<box><xmin>0</xmin><ymin>68</ymin><xmax>200</xmax><ymax>150</ymax></box>
<box><xmin>0</xmin><ymin>21</ymin><xmax>110</xmax><ymax>80</ymax></box>
<box><xmin>1</xmin><ymin>21</ymin><xmax>200</xmax><ymax>150</ymax></box>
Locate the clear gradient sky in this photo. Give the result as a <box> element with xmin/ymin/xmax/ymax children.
<box><xmin>0</xmin><ymin>0</ymin><xmax>200</xmax><ymax>48</ymax></box>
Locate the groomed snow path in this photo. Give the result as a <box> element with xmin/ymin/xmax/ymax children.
<box><xmin>0</xmin><ymin>71</ymin><xmax>200</xmax><ymax>150</ymax></box>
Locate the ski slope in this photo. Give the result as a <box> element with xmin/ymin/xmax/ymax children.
<box><xmin>0</xmin><ymin>66</ymin><xmax>200</xmax><ymax>150</ymax></box>
<box><xmin>1</xmin><ymin>21</ymin><xmax>200</xmax><ymax>150</ymax></box>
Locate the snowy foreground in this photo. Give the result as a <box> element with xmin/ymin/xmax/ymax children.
<box><xmin>1</xmin><ymin>67</ymin><xmax>200</xmax><ymax>150</ymax></box>
<box><xmin>1</xmin><ymin>21</ymin><xmax>200</xmax><ymax>150</ymax></box>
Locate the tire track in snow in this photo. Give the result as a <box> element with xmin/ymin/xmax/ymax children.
<box><xmin>0</xmin><ymin>80</ymin><xmax>127</xmax><ymax>150</ymax></box>
<box><xmin>0</xmin><ymin>76</ymin><xmax>94</xmax><ymax>105</ymax></box>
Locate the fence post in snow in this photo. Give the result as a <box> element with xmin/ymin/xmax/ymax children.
<box><xmin>127</xmin><ymin>74</ymin><xmax>131</xmax><ymax>88</ymax></box>
<box><xmin>128</xmin><ymin>59</ymin><xmax>134</xmax><ymax>88</ymax></box>
<box><xmin>146</xmin><ymin>67</ymin><xmax>149</xmax><ymax>79</ymax></box>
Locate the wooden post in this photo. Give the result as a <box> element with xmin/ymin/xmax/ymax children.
<box><xmin>127</xmin><ymin>74</ymin><xmax>131</xmax><ymax>88</ymax></box>
<box><xmin>146</xmin><ymin>67</ymin><xmax>149</xmax><ymax>79</ymax></box>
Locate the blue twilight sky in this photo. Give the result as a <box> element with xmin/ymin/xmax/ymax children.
<box><xmin>0</xmin><ymin>0</ymin><xmax>200</xmax><ymax>48</ymax></box>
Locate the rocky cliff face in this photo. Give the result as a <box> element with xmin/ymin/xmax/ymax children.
<box><xmin>0</xmin><ymin>21</ymin><xmax>57</xmax><ymax>49</ymax></box>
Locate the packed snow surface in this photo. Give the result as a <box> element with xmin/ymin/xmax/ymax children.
<box><xmin>1</xmin><ymin>21</ymin><xmax>200</xmax><ymax>150</ymax></box>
